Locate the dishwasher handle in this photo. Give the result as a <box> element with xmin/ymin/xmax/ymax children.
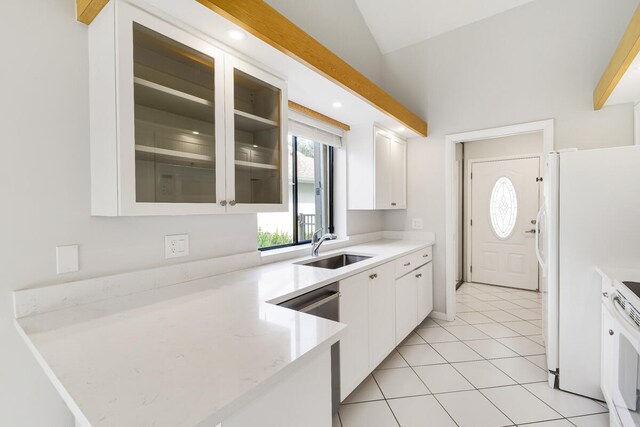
<box><xmin>300</xmin><ymin>291</ymin><xmax>340</xmax><ymax>314</ymax></box>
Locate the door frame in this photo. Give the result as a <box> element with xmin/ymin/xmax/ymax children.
<box><xmin>443</xmin><ymin>120</ymin><xmax>554</xmax><ymax>321</ymax></box>
<box><xmin>465</xmin><ymin>154</ymin><xmax>542</xmax><ymax>289</ymax></box>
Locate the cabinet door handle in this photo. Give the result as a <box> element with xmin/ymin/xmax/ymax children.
<box><xmin>423</xmin><ymin>254</ymin><xmax>429</xmax><ymax>258</ymax></box>
<box><xmin>229</xmin><ymin>200</ymin><xmax>237</xmax><ymax>206</ymax></box>
<box><xmin>415</xmin><ymin>273</ymin><xmax>423</xmax><ymax>278</ymax></box>
<box><xmin>391</xmin><ymin>202</ymin><xmax>397</xmax><ymax>206</ymax></box>
<box><xmin>220</xmin><ymin>200</ymin><xmax>227</xmax><ymax>206</ymax></box>
<box><xmin>369</xmin><ymin>273</ymin><xmax>378</xmax><ymax>280</ymax></box>
<box><xmin>404</xmin><ymin>262</ymin><xmax>411</xmax><ymax>267</ymax></box>
<box><xmin>609</xmin><ymin>329</ymin><xmax>614</xmax><ymax>336</ymax></box>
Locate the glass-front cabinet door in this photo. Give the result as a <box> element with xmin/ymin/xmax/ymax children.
<box><xmin>89</xmin><ymin>2</ymin><xmax>288</xmax><ymax>216</ymax></box>
<box><xmin>116</xmin><ymin>5</ymin><xmax>226</xmax><ymax>215</ymax></box>
<box><xmin>224</xmin><ymin>57</ymin><xmax>288</xmax><ymax>213</ymax></box>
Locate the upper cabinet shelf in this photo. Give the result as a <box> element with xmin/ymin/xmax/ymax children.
<box><xmin>89</xmin><ymin>1</ymin><xmax>287</xmax><ymax>216</ymax></box>
<box><xmin>234</xmin><ymin>110</ymin><xmax>278</xmax><ymax>132</ymax></box>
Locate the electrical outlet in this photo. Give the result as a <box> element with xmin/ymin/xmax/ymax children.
<box><xmin>412</xmin><ymin>218</ymin><xmax>424</xmax><ymax>230</ymax></box>
<box><xmin>165</xmin><ymin>234</ymin><xmax>189</xmax><ymax>259</ymax></box>
<box><xmin>56</xmin><ymin>245</ymin><xmax>79</xmax><ymax>274</ymax></box>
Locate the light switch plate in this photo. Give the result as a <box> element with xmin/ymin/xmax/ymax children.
<box><xmin>56</xmin><ymin>245</ymin><xmax>79</xmax><ymax>274</ymax></box>
<box><xmin>412</xmin><ymin>218</ymin><xmax>424</xmax><ymax>230</ymax></box>
<box><xmin>165</xmin><ymin>234</ymin><xmax>189</xmax><ymax>259</ymax></box>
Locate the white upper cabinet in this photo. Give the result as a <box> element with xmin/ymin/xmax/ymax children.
<box><xmin>225</xmin><ymin>57</ymin><xmax>288</xmax><ymax>212</ymax></box>
<box><xmin>89</xmin><ymin>1</ymin><xmax>288</xmax><ymax>216</ymax></box>
<box><xmin>347</xmin><ymin>125</ymin><xmax>407</xmax><ymax>210</ymax></box>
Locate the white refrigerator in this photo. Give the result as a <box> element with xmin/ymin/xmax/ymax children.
<box><xmin>538</xmin><ymin>145</ymin><xmax>640</xmax><ymax>400</ymax></box>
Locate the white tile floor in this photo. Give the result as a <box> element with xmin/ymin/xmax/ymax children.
<box><xmin>334</xmin><ymin>282</ymin><xmax>609</xmax><ymax>427</ymax></box>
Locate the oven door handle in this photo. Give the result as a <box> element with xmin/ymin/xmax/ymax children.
<box><xmin>300</xmin><ymin>292</ymin><xmax>340</xmax><ymax>314</ymax></box>
<box><xmin>609</xmin><ymin>293</ymin><xmax>640</xmax><ymax>333</ymax></box>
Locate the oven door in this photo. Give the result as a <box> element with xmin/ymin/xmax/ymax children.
<box><xmin>602</xmin><ymin>293</ymin><xmax>640</xmax><ymax>427</ymax></box>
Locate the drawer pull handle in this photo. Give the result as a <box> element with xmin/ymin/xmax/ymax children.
<box><xmin>404</xmin><ymin>262</ymin><xmax>411</xmax><ymax>267</ymax></box>
<box><xmin>423</xmin><ymin>254</ymin><xmax>429</xmax><ymax>258</ymax></box>
<box><xmin>416</xmin><ymin>273</ymin><xmax>423</xmax><ymax>278</ymax></box>
<box><xmin>369</xmin><ymin>273</ymin><xmax>378</xmax><ymax>280</ymax></box>
<box><xmin>391</xmin><ymin>202</ymin><xmax>397</xmax><ymax>206</ymax></box>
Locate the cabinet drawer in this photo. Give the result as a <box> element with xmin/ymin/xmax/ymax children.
<box><xmin>395</xmin><ymin>247</ymin><xmax>433</xmax><ymax>278</ymax></box>
<box><xmin>394</xmin><ymin>253</ymin><xmax>416</xmax><ymax>278</ymax></box>
<box><xmin>413</xmin><ymin>247</ymin><xmax>432</xmax><ymax>267</ymax></box>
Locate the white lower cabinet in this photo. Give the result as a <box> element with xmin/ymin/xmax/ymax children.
<box><xmin>394</xmin><ymin>248</ymin><xmax>434</xmax><ymax>344</ymax></box>
<box><xmin>395</xmin><ymin>272</ymin><xmax>418</xmax><ymax>344</ymax></box>
<box><xmin>339</xmin><ymin>270</ymin><xmax>370</xmax><ymax>400</ymax></box>
<box><xmin>367</xmin><ymin>263</ymin><xmax>396</xmax><ymax>370</ymax></box>
<box><xmin>416</xmin><ymin>262</ymin><xmax>434</xmax><ymax>323</ymax></box>
<box><xmin>338</xmin><ymin>248</ymin><xmax>433</xmax><ymax>401</ymax></box>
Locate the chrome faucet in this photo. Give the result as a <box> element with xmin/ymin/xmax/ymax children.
<box><xmin>311</xmin><ymin>228</ymin><xmax>337</xmax><ymax>256</ymax></box>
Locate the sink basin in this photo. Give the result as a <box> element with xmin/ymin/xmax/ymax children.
<box><xmin>298</xmin><ymin>253</ymin><xmax>372</xmax><ymax>270</ymax></box>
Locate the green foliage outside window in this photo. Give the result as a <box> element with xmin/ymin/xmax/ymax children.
<box><xmin>257</xmin><ymin>227</ymin><xmax>293</xmax><ymax>248</ymax></box>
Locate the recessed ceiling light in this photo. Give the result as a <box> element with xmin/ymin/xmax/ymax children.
<box><xmin>397</xmin><ymin>127</ymin><xmax>405</xmax><ymax>132</ymax></box>
<box><xmin>227</xmin><ymin>29</ymin><xmax>246</xmax><ymax>41</ymax></box>
<box><xmin>253</xmin><ymin>144</ymin><xmax>259</xmax><ymax>148</ymax></box>
<box><xmin>192</xmin><ymin>131</ymin><xmax>200</xmax><ymax>135</ymax></box>
<box><xmin>332</xmin><ymin>101</ymin><xmax>343</xmax><ymax>109</ymax></box>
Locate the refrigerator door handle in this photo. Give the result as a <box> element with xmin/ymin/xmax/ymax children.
<box><xmin>535</xmin><ymin>203</ymin><xmax>546</xmax><ymax>274</ymax></box>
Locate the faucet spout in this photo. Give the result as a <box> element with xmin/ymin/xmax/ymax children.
<box><xmin>311</xmin><ymin>230</ymin><xmax>337</xmax><ymax>257</ymax></box>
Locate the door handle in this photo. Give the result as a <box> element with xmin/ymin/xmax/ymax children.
<box><xmin>525</xmin><ymin>229</ymin><xmax>537</xmax><ymax>234</ymax></box>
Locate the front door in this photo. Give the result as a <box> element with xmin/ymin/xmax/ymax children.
<box><xmin>470</xmin><ymin>157</ymin><xmax>540</xmax><ymax>290</ymax></box>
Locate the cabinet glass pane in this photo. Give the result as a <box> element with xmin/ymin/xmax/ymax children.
<box><xmin>132</xmin><ymin>23</ymin><xmax>216</xmax><ymax>203</ymax></box>
<box><xmin>233</xmin><ymin>69</ymin><xmax>281</xmax><ymax>204</ymax></box>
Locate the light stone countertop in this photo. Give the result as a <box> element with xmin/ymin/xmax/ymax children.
<box><xmin>16</xmin><ymin>238</ymin><xmax>433</xmax><ymax>427</ymax></box>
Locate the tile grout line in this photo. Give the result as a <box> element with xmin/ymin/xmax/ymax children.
<box><xmin>458</xmin><ymin>283</ymin><xmax>604</xmax><ymax>426</ymax></box>
<box><xmin>392</xmin><ymin>345</ymin><xmax>462</xmax><ymax>427</ymax></box>
<box><xmin>338</xmin><ymin>283</ymin><xmax>605</xmax><ymax>427</ymax></box>
<box><xmin>368</xmin><ymin>373</ymin><xmax>402</xmax><ymax>427</ymax></box>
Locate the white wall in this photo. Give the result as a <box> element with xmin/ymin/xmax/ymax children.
<box><xmin>264</xmin><ymin>0</ymin><xmax>383</xmax><ymax>85</ymax></box>
<box><xmin>463</xmin><ymin>132</ymin><xmax>543</xmax><ymax>160</ymax></box>
<box><xmin>0</xmin><ymin>1</ymin><xmax>264</xmax><ymax>426</ymax></box>
<box><xmin>0</xmin><ymin>1</ymin><xmax>386</xmax><ymax>424</ymax></box>
<box><xmin>382</xmin><ymin>0</ymin><xmax>638</xmax><ymax>312</ymax></box>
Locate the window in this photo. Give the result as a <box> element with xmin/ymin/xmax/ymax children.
<box><xmin>257</xmin><ymin>134</ymin><xmax>333</xmax><ymax>249</ymax></box>
<box><xmin>489</xmin><ymin>176</ymin><xmax>518</xmax><ymax>239</ymax></box>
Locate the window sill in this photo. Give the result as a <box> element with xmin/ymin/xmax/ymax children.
<box><xmin>259</xmin><ymin>237</ymin><xmax>351</xmax><ymax>264</ymax></box>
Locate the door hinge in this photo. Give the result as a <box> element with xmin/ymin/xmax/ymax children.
<box><xmin>536</xmin><ymin>177</ymin><xmax>543</xmax><ymax>182</ymax></box>
<box><xmin>470</xmin><ymin>172</ymin><xmax>473</xmax><ymax>179</ymax></box>
<box><xmin>470</xmin><ymin>265</ymin><xmax>473</xmax><ymax>273</ymax></box>
<box><xmin>470</xmin><ymin>219</ymin><xmax>473</xmax><ymax>226</ymax></box>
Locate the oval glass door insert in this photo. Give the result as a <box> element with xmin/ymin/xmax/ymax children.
<box><xmin>489</xmin><ymin>176</ymin><xmax>518</xmax><ymax>239</ymax></box>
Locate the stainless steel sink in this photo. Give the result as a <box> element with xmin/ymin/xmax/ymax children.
<box><xmin>297</xmin><ymin>253</ymin><xmax>372</xmax><ymax>270</ymax></box>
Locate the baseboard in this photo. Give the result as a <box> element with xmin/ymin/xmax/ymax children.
<box><xmin>429</xmin><ymin>311</ymin><xmax>448</xmax><ymax>321</ymax></box>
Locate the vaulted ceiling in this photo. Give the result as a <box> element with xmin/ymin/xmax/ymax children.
<box><xmin>354</xmin><ymin>0</ymin><xmax>537</xmax><ymax>54</ymax></box>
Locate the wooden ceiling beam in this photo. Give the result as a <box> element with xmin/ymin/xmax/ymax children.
<box><xmin>77</xmin><ymin>0</ymin><xmax>110</xmax><ymax>25</ymax></box>
<box><xmin>594</xmin><ymin>4</ymin><xmax>640</xmax><ymax>110</ymax></box>
<box><xmin>77</xmin><ymin>0</ymin><xmax>428</xmax><ymax>136</ymax></box>
<box><xmin>288</xmin><ymin>101</ymin><xmax>351</xmax><ymax>131</ymax></box>
<box><xmin>196</xmin><ymin>0</ymin><xmax>427</xmax><ymax>136</ymax></box>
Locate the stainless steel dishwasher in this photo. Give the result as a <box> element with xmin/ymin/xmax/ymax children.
<box><xmin>278</xmin><ymin>283</ymin><xmax>341</xmax><ymax>414</ymax></box>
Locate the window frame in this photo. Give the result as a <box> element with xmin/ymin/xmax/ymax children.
<box><xmin>258</xmin><ymin>135</ymin><xmax>334</xmax><ymax>251</ymax></box>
